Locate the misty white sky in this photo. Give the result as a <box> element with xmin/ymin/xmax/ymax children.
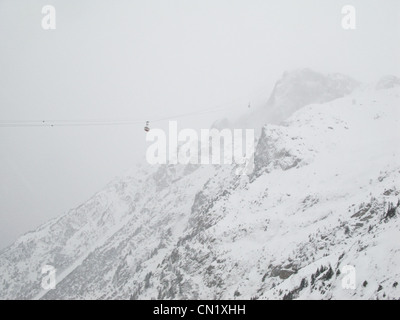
<box><xmin>0</xmin><ymin>0</ymin><xmax>399</xmax><ymax>249</ymax></box>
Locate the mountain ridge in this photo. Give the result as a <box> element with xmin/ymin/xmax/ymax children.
<box><xmin>1</xmin><ymin>71</ymin><xmax>399</xmax><ymax>300</ymax></box>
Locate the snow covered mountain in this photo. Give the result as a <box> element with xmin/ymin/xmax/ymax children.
<box><xmin>234</xmin><ymin>68</ymin><xmax>360</xmax><ymax>130</ymax></box>
<box><xmin>1</xmin><ymin>70</ymin><xmax>399</xmax><ymax>300</ymax></box>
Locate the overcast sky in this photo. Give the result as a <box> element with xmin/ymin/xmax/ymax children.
<box><xmin>0</xmin><ymin>0</ymin><xmax>399</xmax><ymax>249</ymax></box>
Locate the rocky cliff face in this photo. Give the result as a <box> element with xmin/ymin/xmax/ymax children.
<box><xmin>1</xmin><ymin>72</ymin><xmax>399</xmax><ymax>300</ymax></box>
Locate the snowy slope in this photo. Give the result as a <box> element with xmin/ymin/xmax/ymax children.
<box><xmin>0</xmin><ymin>72</ymin><xmax>399</xmax><ymax>300</ymax></box>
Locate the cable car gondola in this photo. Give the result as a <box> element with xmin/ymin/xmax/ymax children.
<box><xmin>144</xmin><ymin>121</ymin><xmax>150</xmax><ymax>132</ymax></box>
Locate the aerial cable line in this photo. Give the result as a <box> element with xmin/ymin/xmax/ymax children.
<box><xmin>0</xmin><ymin>103</ymin><xmax>237</xmax><ymax>128</ymax></box>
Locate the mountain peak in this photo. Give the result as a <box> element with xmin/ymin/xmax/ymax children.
<box><xmin>376</xmin><ymin>75</ymin><xmax>400</xmax><ymax>90</ymax></box>
<box><xmin>235</xmin><ymin>69</ymin><xmax>360</xmax><ymax>130</ymax></box>
<box><xmin>266</xmin><ymin>69</ymin><xmax>360</xmax><ymax>121</ymax></box>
